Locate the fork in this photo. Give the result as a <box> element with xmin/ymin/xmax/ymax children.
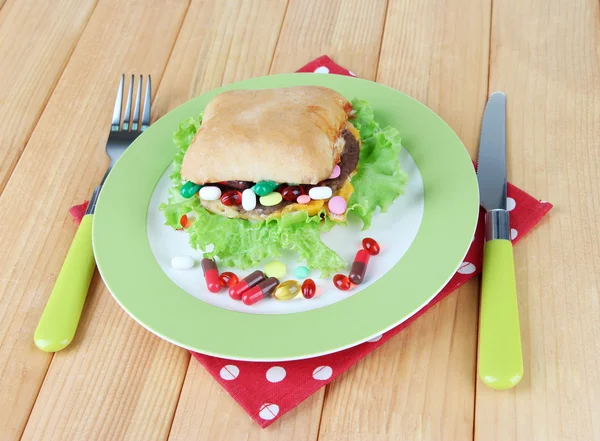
<box><xmin>34</xmin><ymin>74</ymin><xmax>152</xmax><ymax>352</ymax></box>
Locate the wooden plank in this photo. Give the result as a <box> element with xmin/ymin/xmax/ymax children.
<box><xmin>475</xmin><ymin>0</ymin><xmax>600</xmax><ymax>439</ymax></box>
<box><xmin>169</xmin><ymin>359</ymin><xmax>325</xmax><ymax>440</ymax></box>
<box><xmin>0</xmin><ymin>0</ymin><xmax>97</xmax><ymax>195</ymax></box>
<box><xmin>153</xmin><ymin>0</ymin><xmax>289</xmax><ymax>116</ymax></box>
<box><xmin>270</xmin><ymin>0</ymin><xmax>388</xmax><ymax>78</ymax></box>
<box><xmin>317</xmin><ymin>0</ymin><xmax>491</xmax><ymax>439</ymax></box>
<box><xmin>0</xmin><ymin>1</ymin><xmax>189</xmax><ymax>440</ymax></box>
<box><xmin>166</xmin><ymin>1</ymin><xmax>389</xmax><ymax>439</ymax></box>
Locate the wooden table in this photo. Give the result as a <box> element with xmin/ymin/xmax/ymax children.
<box><xmin>1</xmin><ymin>0</ymin><xmax>598</xmax><ymax>439</ymax></box>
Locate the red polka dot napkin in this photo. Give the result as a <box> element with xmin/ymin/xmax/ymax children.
<box><xmin>70</xmin><ymin>55</ymin><xmax>552</xmax><ymax>428</ymax></box>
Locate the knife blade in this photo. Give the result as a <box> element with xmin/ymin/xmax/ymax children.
<box><xmin>477</xmin><ymin>92</ymin><xmax>507</xmax><ymax>211</ymax></box>
<box><xmin>476</xmin><ymin>92</ymin><xmax>523</xmax><ymax>390</ymax></box>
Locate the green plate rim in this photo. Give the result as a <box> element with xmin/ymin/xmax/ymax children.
<box><xmin>93</xmin><ymin>73</ymin><xmax>479</xmax><ymax>361</ymax></box>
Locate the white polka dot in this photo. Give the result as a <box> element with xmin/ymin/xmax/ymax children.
<box><xmin>511</xmin><ymin>228</ymin><xmax>518</xmax><ymax>240</ymax></box>
<box><xmin>314</xmin><ymin>66</ymin><xmax>330</xmax><ymax>74</ymax></box>
<box><xmin>367</xmin><ymin>334</ymin><xmax>382</xmax><ymax>342</ymax></box>
<box><xmin>349</xmin><ymin>70</ymin><xmax>357</xmax><ymax>76</ymax></box>
<box><xmin>507</xmin><ymin>197</ymin><xmax>516</xmax><ymax>211</ymax></box>
<box><xmin>540</xmin><ymin>200</ymin><xmax>549</xmax><ymax>204</ymax></box>
<box><xmin>219</xmin><ymin>365</ymin><xmax>239</xmax><ymax>380</ymax></box>
<box><xmin>312</xmin><ymin>365</ymin><xmax>333</xmax><ymax>380</ymax></box>
<box><xmin>457</xmin><ymin>262</ymin><xmax>476</xmax><ymax>275</ymax></box>
<box><xmin>266</xmin><ymin>366</ymin><xmax>286</xmax><ymax>383</ymax></box>
<box><xmin>259</xmin><ymin>403</ymin><xmax>279</xmax><ymax>420</ymax></box>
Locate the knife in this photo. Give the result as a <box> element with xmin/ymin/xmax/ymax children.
<box><xmin>476</xmin><ymin>92</ymin><xmax>523</xmax><ymax>389</ymax></box>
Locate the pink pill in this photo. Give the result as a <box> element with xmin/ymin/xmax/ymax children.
<box><xmin>297</xmin><ymin>195</ymin><xmax>311</xmax><ymax>204</ymax></box>
<box><xmin>328</xmin><ymin>196</ymin><xmax>347</xmax><ymax>214</ymax></box>
<box><xmin>329</xmin><ymin>165</ymin><xmax>341</xmax><ymax>179</ymax></box>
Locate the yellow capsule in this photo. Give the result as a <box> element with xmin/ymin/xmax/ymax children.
<box><xmin>259</xmin><ymin>192</ymin><xmax>283</xmax><ymax>207</ymax></box>
<box><xmin>273</xmin><ymin>280</ymin><xmax>302</xmax><ymax>301</ymax></box>
<box><xmin>264</xmin><ymin>260</ymin><xmax>286</xmax><ymax>279</ymax></box>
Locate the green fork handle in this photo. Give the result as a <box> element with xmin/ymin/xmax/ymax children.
<box><xmin>34</xmin><ymin>214</ymin><xmax>96</xmax><ymax>352</ymax></box>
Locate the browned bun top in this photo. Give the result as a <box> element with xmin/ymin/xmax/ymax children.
<box><xmin>180</xmin><ymin>86</ymin><xmax>352</xmax><ymax>185</ymax></box>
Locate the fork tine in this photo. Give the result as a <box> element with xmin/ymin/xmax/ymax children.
<box><xmin>141</xmin><ymin>75</ymin><xmax>151</xmax><ymax>131</ymax></box>
<box><xmin>111</xmin><ymin>74</ymin><xmax>124</xmax><ymax>131</ymax></box>
<box><xmin>122</xmin><ymin>74</ymin><xmax>134</xmax><ymax>130</ymax></box>
<box><xmin>131</xmin><ymin>75</ymin><xmax>142</xmax><ymax>131</ymax></box>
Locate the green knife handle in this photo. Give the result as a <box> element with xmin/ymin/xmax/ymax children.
<box><xmin>478</xmin><ymin>238</ymin><xmax>523</xmax><ymax>389</ymax></box>
<box><xmin>34</xmin><ymin>214</ymin><xmax>96</xmax><ymax>352</ymax></box>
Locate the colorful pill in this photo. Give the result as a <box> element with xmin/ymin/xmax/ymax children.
<box><xmin>362</xmin><ymin>237</ymin><xmax>380</xmax><ymax>255</ymax></box>
<box><xmin>199</xmin><ymin>185</ymin><xmax>222</xmax><ymax>201</ymax></box>
<box><xmin>264</xmin><ymin>260</ymin><xmax>286</xmax><ymax>278</ymax></box>
<box><xmin>259</xmin><ymin>192</ymin><xmax>283</xmax><ymax>207</ymax></box>
<box><xmin>328</xmin><ymin>196</ymin><xmax>347</xmax><ymax>215</ymax></box>
<box><xmin>201</xmin><ymin>258</ymin><xmax>221</xmax><ymax>292</ymax></box>
<box><xmin>328</xmin><ymin>165</ymin><xmax>341</xmax><ymax>179</ymax></box>
<box><xmin>180</xmin><ymin>181</ymin><xmax>201</xmax><ymax>198</ymax></box>
<box><xmin>179</xmin><ymin>214</ymin><xmax>188</xmax><ymax>229</ymax></box>
<box><xmin>221</xmin><ymin>190</ymin><xmax>242</xmax><ymax>206</ymax></box>
<box><xmin>252</xmin><ymin>181</ymin><xmax>278</xmax><ymax>196</ymax></box>
<box><xmin>242</xmin><ymin>277</ymin><xmax>279</xmax><ymax>305</ymax></box>
<box><xmin>301</xmin><ymin>279</ymin><xmax>316</xmax><ymax>299</ymax></box>
<box><xmin>273</xmin><ymin>280</ymin><xmax>301</xmax><ymax>300</ymax></box>
<box><xmin>242</xmin><ymin>188</ymin><xmax>257</xmax><ymax>211</ymax></box>
<box><xmin>308</xmin><ymin>186</ymin><xmax>332</xmax><ymax>200</ymax></box>
<box><xmin>229</xmin><ymin>270</ymin><xmax>266</xmax><ymax>300</ymax></box>
<box><xmin>219</xmin><ymin>271</ymin><xmax>239</xmax><ymax>288</ymax></box>
<box><xmin>294</xmin><ymin>265</ymin><xmax>309</xmax><ymax>279</ymax></box>
<box><xmin>296</xmin><ymin>194</ymin><xmax>311</xmax><ymax>204</ymax></box>
<box><xmin>349</xmin><ymin>249</ymin><xmax>370</xmax><ymax>284</ymax></box>
<box><xmin>180</xmin><ymin>214</ymin><xmax>195</xmax><ymax>229</ymax></box>
<box><xmin>333</xmin><ymin>274</ymin><xmax>352</xmax><ymax>291</ymax></box>
<box><xmin>281</xmin><ymin>186</ymin><xmax>305</xmax><ymax>201</ymax></box>
<box><xmin>171</xmin><ymin>255</ymin><xmax>194</xmax><ymax>270</ymax></box>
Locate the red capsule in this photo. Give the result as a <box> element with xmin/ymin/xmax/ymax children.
<box><xmin>333</xmin><ymin>274</ymin><xmax>352</xmax><ymax>291</ymax></box>
<box><xmin>281</xmin><ymin>186</ymin><xmax>305</xmax><ymax>201</ymax></box>
<box><xmin>349</xmin><ymin>249</ymin><xmax>370</xmax><ymax>284</ymax></box>
<box><xmin>362</xmin><ymin>237</ymin><xmax>380</xmax><ymax>256</ymax></box>
<box><xmin>221</xmin><ymin>190</ymin><xmax>242</xmax><ymax>206</ymax></box>
<box><xmin>201</xmin><ymin>258</ymin><xmax>221</xmax><ymax>293</ymax></box>
<box><xmin>229</xmin><ymin>270</ymin><xmax>266</xmax><ymax>300</ymax></box>
<box><xmin>242</xmin><ymin>277</ymin><xmax>279</xmax><ymax>305</ymax></box>
<box><xmin>301</xmin><ymin>278</ymin><xmax>316</xmax><ymax>299</ymax></box>
<box><xmin>219</xmin><ymin>271</ymin><xmax>239</xmax><ymax>288</ymax></box>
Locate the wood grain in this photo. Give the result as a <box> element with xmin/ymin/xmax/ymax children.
<box><xmin>169</xmin><ymin>359</ymin><xmax>325</xmax><ymax>441</ymax></box>
<box><xmin>475</xmin><ymin>0</ymin><xmax>600</xmax><ymax>440</ymax></box>
<box><xmin>317</xmin><ymin>0</ymin><xmax>491</xmax><ymax>439</ymax></box>
<box><xmin>270</xmin><ymin>0</ymin><xmax>388</xmax><ymax>78</ymax></box>
<box><xmin>0</xmin><ymin>0</ymin><xmax>97</xmax><ymax>194</ymax></box>
<box><xmin>153</xmin><ymin>0</ymin><xmax>289</xmax><ymax>118</ymax></box>
<box><xmin>0</xmin><ymin>0</ymin><xmax>596</xmax><ymax>438</ymax></box>
<box><xmin>0</xmin><ymin>1</ymin><xmax>188</xmax><ymax>440</ymax></box>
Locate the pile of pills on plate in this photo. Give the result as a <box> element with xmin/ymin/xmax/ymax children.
<box><xmin>179</xmin><ymin>166</ymin><xmax>349</xmax><ymax>215</ymax></box>
<box><xmin>333</xmin><ymin>237</ymin><xmax>381</xmax><ymax>291</ymax></box>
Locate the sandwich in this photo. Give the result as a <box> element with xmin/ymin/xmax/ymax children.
<box><xmin>160</xmin><ymin>86</ymin><xmax>407</xmax><ymax>276</ymax></box>
<box><xmin>180</xmin><ymin>86</ymin><xmax>361</xmax><ymax>222</ymax></box>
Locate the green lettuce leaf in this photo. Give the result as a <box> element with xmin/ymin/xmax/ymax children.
<box><xmin>160</xmin><ymin>196</ymin><xmax>345</xmax><ymax>276</ymax></box>
<box><xmin>159</xmin><ymin>99</ymin><xmax>407</xmax><ymax>275</ymax></box>
<box><xmin>169</xmin><ymin>116</ymin><xmax>202</xmax><ymax>189</ymax></box>
<box><xmin>348</xmin><ymin>99</ymin><xmax>408</xmax><ymax>229</ymax></box>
